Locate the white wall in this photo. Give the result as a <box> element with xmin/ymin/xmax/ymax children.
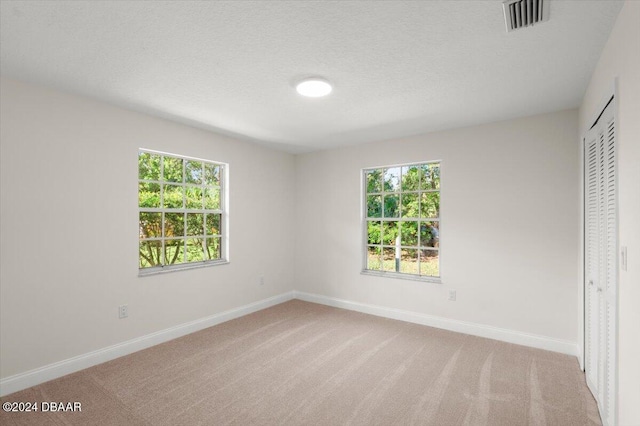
<box><xmin>295</xmin><ymin>110</ymin><xmax>581</xmax><ymax>344</ymax></box>
<box><xmin>0</xmin><ymin>77</ymin><xmax>295</xmax><ymax>379</ymax></box>
<box><xmin>579</xmin><ymin>2</ymin><xmax>640</xmax><ymax>424</ymax></box>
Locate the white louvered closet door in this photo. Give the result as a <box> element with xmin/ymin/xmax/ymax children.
<box><xmin>584</xmin><ymin>98</ymin><xmax>617</xmax><ymax>426</ymax></box>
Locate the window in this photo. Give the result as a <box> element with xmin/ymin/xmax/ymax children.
<box><xmin>363</xmin><ymin>162</ymin><xmax>440</xmax><ymax>280</ymax></box>
<box><xmin>138</xmin><ymin>150</ymin><xmax>227</xmax><ymax>273</ymax></box>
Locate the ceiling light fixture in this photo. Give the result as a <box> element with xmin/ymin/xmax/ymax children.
<box><xmin>295</xmin><ymin>78</ymin><xmax>332</xmax><ymax>98</ymax></box>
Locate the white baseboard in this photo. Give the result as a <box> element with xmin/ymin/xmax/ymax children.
<box><xmin>294</xmin><ymin>291</ymin><xmax>579</xmax><ymax>357</ymax></box>
<box><xmin>1</xmin><ymin>289</ymin><xmax>579</xmax><ymax>397</ymax></box>
<box><xmin>0</xmin><ymin>291</ymin><xmax>295</xmax><ymax>397</ymax></box>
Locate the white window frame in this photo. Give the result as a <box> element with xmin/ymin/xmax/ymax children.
<box><xmin>138</xmin><ymin>149</ymin><xmax>229</xmax><ymax>276</ymax></box>
<box><xmin>361</xmin><ymin>160</ymin><xmax>442</xmax><ymax>283</ymax></box>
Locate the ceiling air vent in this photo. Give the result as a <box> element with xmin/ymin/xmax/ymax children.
<box><xmin>503</xmin><ymin>0</ymin><xmax>549</xmax><ymax>32</ymax></box>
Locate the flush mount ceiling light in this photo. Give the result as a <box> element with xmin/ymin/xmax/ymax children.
<box><xmin>295</xmin><ymin>78</ymin><xmax>332</xmax><ymax>98</ymax></box>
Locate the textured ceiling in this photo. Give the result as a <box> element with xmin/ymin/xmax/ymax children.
<box><xmin>0</xmin><ymin>1</ymin><xmax>623</xmax><ymax>153</ymax></box>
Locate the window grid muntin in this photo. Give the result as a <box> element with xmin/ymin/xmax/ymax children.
<box><xmin>363</xmin><ymin>161</ymin><xmax>440</xmax><ymax>279</ymax></box>
<box><xmin>139</xmin><ymin>149</ymin><xmax>226</xmax><ymax>271</ymax></box>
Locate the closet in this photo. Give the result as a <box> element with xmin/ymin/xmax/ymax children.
<box><xmin>584</xmin><ymin>96</ymin><xmax>617</xmax><ymax>426</ymax></box>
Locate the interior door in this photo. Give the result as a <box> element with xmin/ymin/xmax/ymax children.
<box><xmin>584</xmin><ymin>98</ymin><xmax>617</xmax><ymax>426</ymax></box>
<box><xmin>584</xmin><ymin>132</ymin><xmax>599</xmax><ymax>396</ymax></box>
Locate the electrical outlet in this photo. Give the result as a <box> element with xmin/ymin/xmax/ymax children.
<box><xmin>259</xmin><ymin>276</ymin><xmax>264</xmax><ymax>286</ymax></box>
<box><xmin>448</xmin><ymin>290</ymin><xmax>457</xmax><ymax>301</ymax></box>
<box><xmin>118</xmin><ymin>304</ymin><xmax>128</xmax><ymax>319</ymax></box>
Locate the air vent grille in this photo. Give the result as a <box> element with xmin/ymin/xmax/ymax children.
<box><xmin>503</xmin><ymin>0</ymin><xmax>549</xmax><ymax>32</ymax></box>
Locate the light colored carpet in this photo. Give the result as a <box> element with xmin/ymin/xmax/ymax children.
<box><xmin>1</xmin><ymin>300</ymin><xmax>600</xmax><ymax>425</ymax></box>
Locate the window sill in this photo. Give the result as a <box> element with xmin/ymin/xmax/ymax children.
<box><xmin>361</xmin><ymin>269</ymin><xmax>442</xmax><ymax>284</ymax></box>
<box><xmin>139</xmin><ymin>260</ymin><xmax>229</xmax><ymax>277</ymax></box>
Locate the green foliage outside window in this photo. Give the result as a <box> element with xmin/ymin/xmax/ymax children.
<box><xmin>364</xmin><ymin>163</ymin><xmax>440</xmax><ymax>278</ymax></box>
<box><xmin>138</xmin><ymin>151</ymin><xmax>224</xmax><ymax>270</ymax></box>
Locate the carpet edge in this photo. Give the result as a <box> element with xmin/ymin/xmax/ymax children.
<box><xmin>0</xmin><ymin>291</ymin><xmax>295</xmax><ymax>397</ymax></box>
<box><xmin>293</xmin><ymin>290</ymin><xmax>579</xmax><ymax>357</ymax></box>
